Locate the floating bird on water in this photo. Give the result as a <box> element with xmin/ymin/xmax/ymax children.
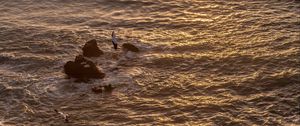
<box><xmin>54</xmin><ymin>109</ymin><xmax>70</xmax><ymax>123</ymax></box>
<box><xmin>104</xmin><ymin>84</ymin><xmax>114</xmax><ymax>93</ymax></box>
<box><xmin>112</xmin><ymin>31</ymin><xmax>118</xmax><ymax>50</ymax></box>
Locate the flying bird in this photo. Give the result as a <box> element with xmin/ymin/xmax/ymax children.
<box><xmin>111</xmin><ymin>31</ymin><xmax>118</xmax><ymax>50</ymax></box>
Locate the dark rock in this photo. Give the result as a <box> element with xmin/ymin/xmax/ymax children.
<box><xmin>82</xmin><ymin>39</ymin><xmax>103</xmax><ymax>57</ymax></box>
<box><xmin>64</xmin><ymin>55</ymin><xmax>105</xmax><ymax>80</ymax></box>
<box><xmin>122</xmin><ymin>43</ymin><xmax>139</xmax><ymax>52</ymax></box>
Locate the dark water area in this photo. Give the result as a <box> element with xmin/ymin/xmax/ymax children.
<box><xmin>0</xmin><ymin>0</ymin><xmax>299</xmax><ymax>125</ymax></box>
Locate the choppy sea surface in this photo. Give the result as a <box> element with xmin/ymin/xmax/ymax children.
<box><xmin>0</xmin><ymin>0</ymin><xmax>299</xmax><ymax>125</ymax></box>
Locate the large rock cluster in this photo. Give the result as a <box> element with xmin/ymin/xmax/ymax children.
<box><xmin>64</xmin><ymin>55</ymin><xmax>105</xmax><ymax>80</ymax></box>
<box><xmin>63</xmin><ymin>38</ymin><xmax>140</xmax><ymax>85</ymax></box>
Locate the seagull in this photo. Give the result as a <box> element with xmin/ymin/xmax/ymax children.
<box><xmin>112</xmin><ymin>31</ymin><xmax>118</xmax><ymax>50</ymax></box>
<box><xmin>54</xmin><ymin>109</ymin><xmax>69</xmax><ymax>123</ymax></box>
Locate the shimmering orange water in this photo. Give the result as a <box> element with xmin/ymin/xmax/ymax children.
<box><xmin>0</xmin><ymin>0</ymin><xmax>299</xmax><ymax>125</ymax></box>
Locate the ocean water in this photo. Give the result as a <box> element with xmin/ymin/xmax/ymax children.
<box><xmin>0</xmin><ymin>0</ymin><xmax>299</xmax><ymax>125</ymax></box>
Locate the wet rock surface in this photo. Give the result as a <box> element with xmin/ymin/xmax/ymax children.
<box><xmin>82</xmin><ymin>39</ymin><xmax>103</xmax><ymax>57</ymax></box>
<box><xmin>64</xmin><ymin>55</ymin><xmax>105</xmax><ymax>81</ymax></box>
<box><xmin>122</xmin><ymin>43</ymin><xmax>139</xmax><ymax>52</ymax></box>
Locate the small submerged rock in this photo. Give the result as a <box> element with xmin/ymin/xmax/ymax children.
<box><xmin>104</xmin><ymin>84</ymin><xmax>114</xmax><ymax>93</ymax></box>
<box><xmin>64</xmin><ymin>55</ymin><xmax>105</xmax><ymax>81</ymax></box>
<box><xmin>122</xmin><ymin>43</ymin><xmax>139</xmax><ymax>52</ymax></box>
<box><xmin>82</xmin><ymin>39</ymin><xmax>103</xmax><ymax>57</ymax></box>
<box><xmin>91</xmin><ymin>84</ymin><xmax>115</xmax><ymax>94</ymax></box>
<box><xmin>91</xmin><ymin>86</ymin><xmax>103</xmax><ymax>94</ymax></box>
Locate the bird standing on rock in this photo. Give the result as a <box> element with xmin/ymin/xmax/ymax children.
<box><xmin>112</xmin><ymin>31</ymin><xmax>118</xmax><ymax>50</ymax></box>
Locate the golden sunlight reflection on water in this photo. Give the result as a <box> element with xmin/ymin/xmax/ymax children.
<box><xmin>0</xmin><ymin>0</ymin><xmax>299</xmax><ymax>125</ymax></box>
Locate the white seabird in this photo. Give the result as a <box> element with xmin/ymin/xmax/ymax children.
<box><xmin>112</xmin><ymin>31</ymin><xmax>118</xmax><ymax>50</ymax></box>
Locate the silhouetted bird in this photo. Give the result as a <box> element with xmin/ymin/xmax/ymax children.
<box><xmin>112</xmin><ymin>31</ymin><xmax>118</xmax><ymax>50</ymax></box>
<box><xmin>54</xmin><ymin>109</ymin><xmax>69</xmax><ymax>123</ymax></box>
